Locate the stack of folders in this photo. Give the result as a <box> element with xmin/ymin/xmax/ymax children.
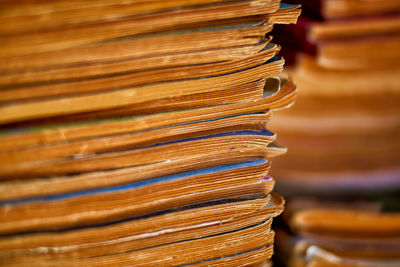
<box><xmin>268</xmin><ymin>0</ymin><xmax>400</xmax><ymax>266</ymax></box>
<box><xmin>0</xmin><ymin>1</ymin><xmax>300</xmax><ymax>266</ymax></box>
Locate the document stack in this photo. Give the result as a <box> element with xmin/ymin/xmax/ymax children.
<box><xmin>0</xmin><ymin>1</ymin><xmax>300</xmax><ymax>266</ymax></box>
<box><xmin>269</xmin><ymin>0</ymin><xmax>400</xmax><ymax>266</ymax></box>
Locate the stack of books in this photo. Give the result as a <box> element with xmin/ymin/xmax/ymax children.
<box><xmin>270</xmin><ymin>0</ymin><xmax>400</xmax><ymax>191</ymax></box>
<box><xmin>0</xmin><ymin>1</ymin><xmax>300</xmax><ymax>266</ymax></box>
<box><xmin>268</xmin><ymin>0</ymin><xmax>400</xmax><ymax>266</ymax></box>
<box><xmin>276</xmin><ymin>199</ymin><xmax>400</xmax><ymax>267</ymax></box>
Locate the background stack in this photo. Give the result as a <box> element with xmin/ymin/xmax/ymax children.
<box><xmin>0</xmin><ymin>1</ymin><xmax>300</xmax><ymax>266</ymax></box>
<box><xmin>268</xmin><ymin>0</ymin><xmax>400</xmax><ymax>266</ymax></box>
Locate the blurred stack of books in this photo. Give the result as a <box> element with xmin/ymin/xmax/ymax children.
<box><xmin>268</xmin><ymin>0</ymin><xmax>400</xmax><ymax>266</ymax></box>
<box><xmin>0</xmin><ymin>1</ymin><xmax>300</xmax><ymax>266</ymax></box>
<box><xmin>271</xmin><ymin>0</ymin><xmax>400</xmax><ymax>192</ymax></box>
<box><xmin>277</xmin><ymin>200</ymin><xmax>400</xmax><ymax>267</ymax></box>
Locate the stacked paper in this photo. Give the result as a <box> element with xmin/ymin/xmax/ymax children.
<box><xmin>0</xmin><ymin>1</ymin><xmax>300</xmax><ymax>266</ymax></box>
<box><xmin>269</xmin><ymin>0</ymin><xmax>400</xmax><ymax>266</ymax></box>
